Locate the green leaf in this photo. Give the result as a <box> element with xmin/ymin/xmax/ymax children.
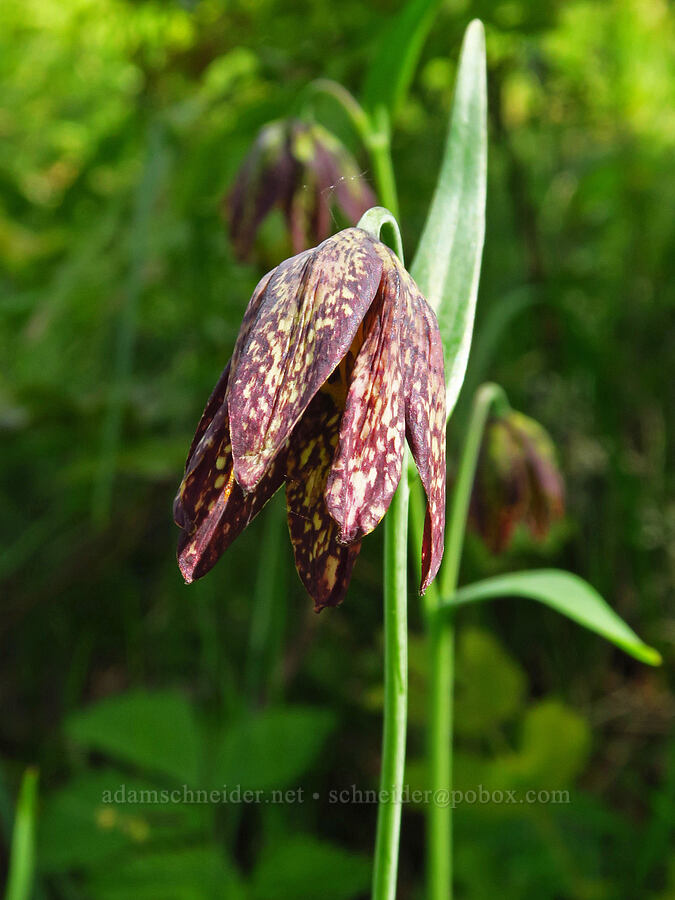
<box><xmin>448</xmin><ymin>569</ymin><xmax>661</xmax><ymax>665</ymax></box>
<box><xmin>492</xmin><ymin>700</ymin><xmax>591</xmax><ymax>791</ymax></box>
<box><xmin>361</xmin><ymin>0</ymin><xmax>442</xmax><ymax>120</ymax></box>
<box><xmin>86</xmin><ymin>847</ymin><xmax>245</xmax><ymax>900</ymax></box>
<box><xmin>213</xmin><ymin>706</ymin><xmax>336</xmax><ymax>791</ymax></box>
<box><xmin>252</xmin><ymin>835</ymin><xmax>371</xmax><ymax>900</ymax></box>
<box><xmin>411</xmin><ymin>19</ymin><xmax>487</xmax><ymax>420</ymax></box>
<box><xmin>455</xmin><ymin>629</ymin><xmax>526</xmax><ymax>737</ymax></box>
<box><xmin>65</xmin><ymin>690</ymin><xmax>202</xmax><ymax>785</ymax></box>
<box><xmin>38</xmin><ymin>769</ymin><xmax>203</xmax><ymax>872</ymax></box>
<box><xmin>5</xmin><ymin>768</ymin><xmax>38</xmax><ymax>900</ymax></box>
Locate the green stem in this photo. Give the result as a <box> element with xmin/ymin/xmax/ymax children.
<box><xmin>301</xmin><ymin>82</ymin><xmax>399</xmax><ymax>220</ymax></box>
<box><xmin>372</xmin><ymin>462</ymin><xmax>409</xmax><ymax>900</ymax></box>
<box><xmin>426</xmin><ymin>382</ymin><xmax>509</xmax><ymax>900</ymax></box>
<box><xmin>366</xmin><ymin>128</ymin><xmax>400</xmax><ymax>220</ymax></box>
<box><xmin>300</xmin><ymin>79</ymin><xmax>372</xmax><ymax>148</ymax></box>
<box><xmin>362</xmin><ymin>165</ymin><xmax>406</xmax><ymax>898</ymax></box>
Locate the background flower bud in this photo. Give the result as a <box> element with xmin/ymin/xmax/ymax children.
<box><xmin>470</xmin><ymin>410</ymin><xmax>564</xmax><ymax>553</ymax></box>
<box><xmin>226</xmin><ymin>119</ymin><xmax>376</xmax><ymax>262</ymax></box>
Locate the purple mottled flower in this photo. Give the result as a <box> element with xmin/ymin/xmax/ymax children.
<box><xmin>174</xmin><ymin>228</ymin><xmax>446</xmax><ymax>610</ymax></box>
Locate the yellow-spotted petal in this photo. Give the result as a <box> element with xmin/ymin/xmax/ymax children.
<box><xmin>228</xmin><ymin>229</ymin><xmax>383</xmax><ymax>492</ymax></box>
<box><xmin>286</xmin><ymin>389</ymin><xmax>361</xmax><ymax>611</ymax></box>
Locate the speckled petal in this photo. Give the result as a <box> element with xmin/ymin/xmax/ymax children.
<box><xmin>180</xmin><ymin>269</ymin><xmax>274</xmax><ymax>479</ymax></box>
<box><xmin>286</xmin><ymin>388</ymin><xmax>361</xmax><ymax>611</ymax></box>
<box><xmin>402</xmin><ymin>273</ymin><xmax>447</xmax><ymax>593</ymax></box>
<box><xmin>174</xmin><ymin>381</ymin><xmax>286</xmax><ymax>582</ymax></box>
<box><xmin>228</xmin><ymin>228</ymin><xmax>383</xmax><ymax>491</ymax></box>
<box><xmin>325</xmin><ymin>260</ymin><xmax>405</xmax><ymax>543</ymax></box>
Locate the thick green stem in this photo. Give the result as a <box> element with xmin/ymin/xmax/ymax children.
<box><xmin>426</xmin><ymin>382</ymin><xmax>509</xmax><ymax>900</ymax></box>
<box><xmin>372</xmin><ymin>463</ymin><xmax>409</xmax><ymax>900</ymax></box>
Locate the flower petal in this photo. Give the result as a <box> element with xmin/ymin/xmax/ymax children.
<box><xmin>228</xmin><ymin>228</ymin><xmax>383</xmax><ymax>491</ymax></box>
<box><xmin>325</xmin><ymin>257</ymin><xmax>405</xmax><ymax>543</ymax></box>
<box><xmin>175</xmin><ymin>396</ymin><xmax>286</xmax><ymax>583</ymax></box>
<box><xmin>286</xmin><ymin>389</ymin><xmax>361</xmax><ymax>611</ymax></box>
<box><xmin>181</xmin><ymin>269</ymin><xmax>274</xmax><ymax>479</ymax></box>
<box><xmin>226</xmin><ymin>122</ymin><xmax>297</xmax><ymax>261</ymax></box>
<box><xmin>402</xmin><ymin>274</ymin><xmax>447</xmax><ymax>593</ymax></box>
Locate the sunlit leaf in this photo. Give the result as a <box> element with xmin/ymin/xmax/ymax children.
<box><xmin>411</xmin><ymin>19</ymin><xmax>487</xmax><ymax>419</ymax></box>
<box><xmin>447</xmin><ymin>569</ymin><xmax>661</xmax><ymax>665</ymax></box>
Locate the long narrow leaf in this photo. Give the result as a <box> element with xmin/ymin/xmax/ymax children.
<box><xmin>361</xmin><ymin>0</ymin><xmax>443</xmax><ymax>120</ymax></box>
<box><xmin>411</xmin><ymin>19</ymin><xmax>487</xmax><ymax>419</ymax></box>
<box><xmin>445</xmin><ymin>569</ymin><xmax>661</xmax><ymax>666</ymax></box>
<box><xmin>5</xmin><ymin>768</ymin><xmax>39</xmax><ymax>900</ymax></box>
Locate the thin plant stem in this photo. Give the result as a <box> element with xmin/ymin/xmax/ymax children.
<box><xmin>426</xmin><ymin>382</ymin><xmax>509</xmax><ymax>900</ymax></box>
<box><xmin>372</xmin><ymin>461</ymin><xmax>409</xmax><ymax>900</ymax></box>
<box><xmin>365</xmin><ymin>108</ymin><xmax>400</xmax><ymax>220</ymax></box>
<box><xmin>359</xmin><ymin>165</ymin><xmax>407</xmax><ymax>899</ymax></box>
<box><xmin>300</xmin><ymin>80</ymin><xmax>399</xmax><ymax>220</ymax></box>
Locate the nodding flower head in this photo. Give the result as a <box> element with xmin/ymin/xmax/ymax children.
<box><xmin>470</xmin><ymin>410</ymin><xmax>564</xmax><ymax>553</ymax></box>
<box><xmin>174</xmin><ymin>227</ymin><xmax>446</xmax><ymax>610</ymax></box>
<box><xmin>226</xmin><ymin>119</ymin><xmax>376</xmax><ymax>262</ymax></box>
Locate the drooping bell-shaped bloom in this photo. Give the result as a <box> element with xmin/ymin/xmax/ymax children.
<box><xmin>469</xmin><ymin>410</ymin><xmax>564</xmax><ymax>553</ymax></box>
<box><xmin>174</xmin><ymin>227</ymin><xmax>446</xmax><ymax>610</ymax></box>
<box><xmin>226</xmin><ymin>119</ymin><xmax>376</xmax><ymax>262</ymax></box>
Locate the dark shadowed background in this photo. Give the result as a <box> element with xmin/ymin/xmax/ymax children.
<box><xmin>1</xmin><ymin>0</ymin><xmax>673</xmax><ymax>898</ymax></box>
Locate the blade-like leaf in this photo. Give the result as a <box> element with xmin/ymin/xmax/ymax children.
<box><xmin>5</xmin><ymin>768</ymin><xmax>39</xmax><ymax>900</ymax></box>
<box><xmin>446</xmin><ymin>569</ymin><xmax>661</xmax><ymax>666</ymax></box>
<box><xmin>411</xmin><ymin>19</ymin><xmax>487</xmax><ymax>420</ymax></box>
<box><xmin>361</xmin><ymin>0</ymin><xmax>442</xmax><ymax>120</ymax></box>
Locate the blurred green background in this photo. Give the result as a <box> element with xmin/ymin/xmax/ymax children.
<box><xmin>1</xmin><ymin>0</ymin><xmax>673</xmax><ymax>898</ymax></box>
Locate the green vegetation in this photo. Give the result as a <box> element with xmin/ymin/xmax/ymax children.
<box><xmin>1</xmin><ymin>1</ymin><xmax>672</xmax><ymax>898</ymax></box>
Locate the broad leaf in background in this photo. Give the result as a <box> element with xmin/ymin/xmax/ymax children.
<box><xmin>361</xmin><ymin>0</ymin><xmax>442</xmax><ymax>121</ymax></box>
<box><xmin>66</xmin><ymin>690</ymin><xmax>202</xmax><ymax>786</ymax></box>
<box><xmin>5</xmin><ymin>768</ymin><xmax>38</xmax><ymax>900</ymax></box>
<box><xmin>86</xmin><ymin>847</ymin><xmax>245</xmax><ymax>900</ymax></box>
<box><xmin>38</xmin><ymin>770</ymin><xmax>204</xmax><ymax>872</ymax></box>
<box><xmin>252</xmin><ymin>835</ymin><xmax>371</xmax><ymax>900</ymax></box>
<box><xmin>411</xmin><ymin>19</ymin><xmax>487</xmax><ymax>420</ymax></box>
<box><xmin>449</xmin><ymin>570</ymin><xmax>661</xmax><ymax>665</ymax></box>
<box><xmin>213</xmin><ymin>707</ymin><xmax>336</xmax><ymax>791</ymax></box>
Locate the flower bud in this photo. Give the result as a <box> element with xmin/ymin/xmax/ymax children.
<box><xmin>470</xmin><ymin>410</ymin><xmax>564</xmax><ymax>553</ymax></box>
<box><xmin>226</xmin><ymin>119</ymin><xmax>376</xmax><ymax>262</ymax></box>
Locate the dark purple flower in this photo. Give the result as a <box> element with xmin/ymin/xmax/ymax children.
<box><xmin>174</xmin><ymin>227</ymin><xmax>446</xmax><ymax>610</ymax></box>
<box><xmin>226</xmin><ymin>119</ymin><xmax>376</xmax><ymax>262</ymax></box>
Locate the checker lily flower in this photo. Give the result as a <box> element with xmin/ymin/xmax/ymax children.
<box><xmin>469</xmin><ymin>410</ymin><xmax>564</xmax><ymax>553</ymax></box>
<box><xmin>226</xmin><ymin>119</ymin><xmax>376</xmax><ymax>262</ymax></box>
<box><xmin>174</xmin><ymin>227</ymin><xmax>446</xmax><ymax>610</ymax></box>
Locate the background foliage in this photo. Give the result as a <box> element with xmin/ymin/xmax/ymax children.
<box><xmin>1</xmin><ymin>0</ymin><xmax>673</xmax><ymax>897</ymax></box>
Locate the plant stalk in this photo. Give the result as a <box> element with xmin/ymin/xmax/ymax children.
<box><xmin>354</xmin><ymin>111</ymin><xmax>409</xmax><ymax>900</ymax></box>
<box><xmin>372</xmin><ymin>462</ymin><xmax>409</xmax><ymax>900</ymax></box>
<box><xmin>426</xmin><ymin>382</ymin><xmax>509</xmax><ymax>900</ymax></box>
